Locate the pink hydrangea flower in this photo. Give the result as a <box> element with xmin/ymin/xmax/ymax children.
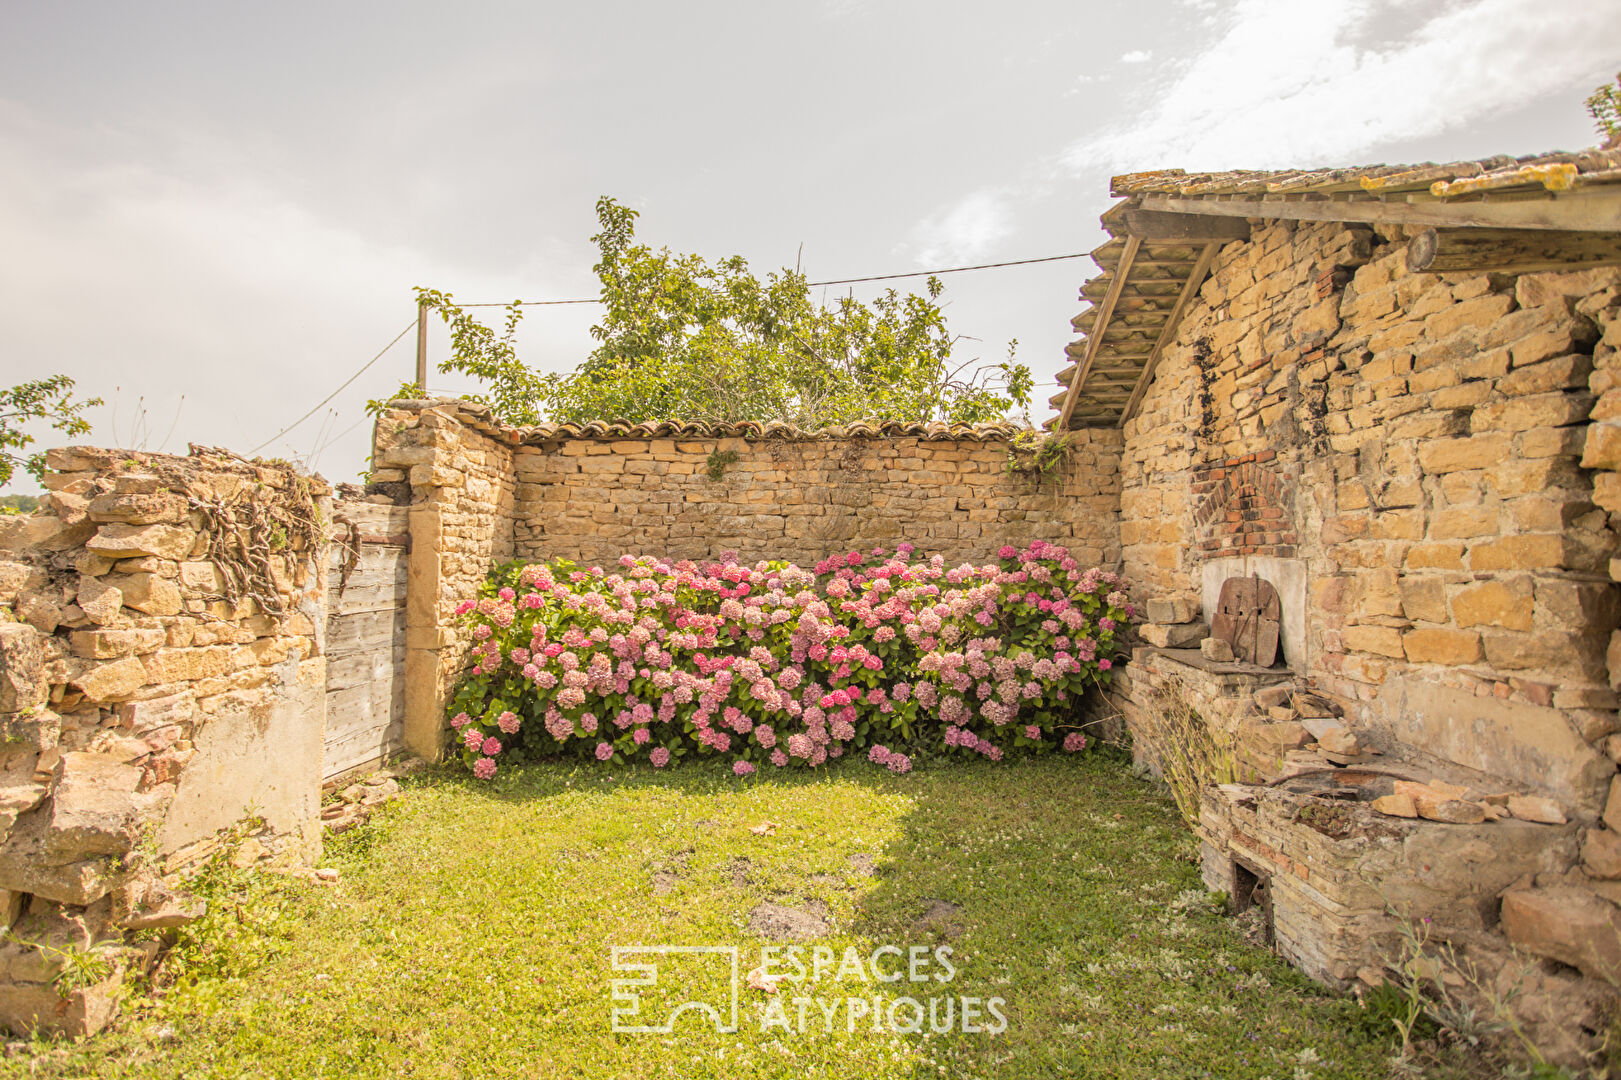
<box><xmin>733</xmin><ymin>760</ymin><xmax>756</xmax><ymax>776</ymax></box>
<box><xmin>1063</xmin><ymin>732</ymin><xmax>1087</xmax><ymax>753</ymax></box>
<box><xmin>497</xmin><ymin>711</ymin><xmax>521</xmax><ymax>734</ymax></box>
<box><xmin>481</xmin><ymin>736</ymin><xmax>502</xmax><ymax>756</ymax></box>
<box><xmin>595</xmin><ymin>741</ymin><xmax>614</xmax><ymax>761</ymax></box>
<box><xmin>473</xmin><ymin>757</ymin><xmax>497</xmax><ymax>779</ymax></box>
<box><xmin>650</xmin><ymin>746</ymin><xmax>671</xmax><ymax>767</ymax></box>
<box><xmin>463</xmin><ymin>727</ymin><xmax>484</xmax><ymax>752</ymax></box>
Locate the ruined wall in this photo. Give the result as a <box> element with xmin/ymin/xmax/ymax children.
<box><xmin>509</xmin><ymin>430</ymin><xmax>1122</xmax><ymax>569</ymax></box>
<box><xmin>0</xmin><ymin>446</ymin><xmax>328</xmax><ymax>1033</ymax></box>
<box><xmin>368</xmin><ymin>404</ymin><xmax>515</xmax><ymax>760</ymax></box>
<box><xmin>1119</xmin><ymin>219</ymin><xmax>1621</xmax><ymax>1039</ymax></box>
<box><xmin>1122</xmin><ymin>221</ymin><xmax>1619</xmax><ymax>811</ymax></box>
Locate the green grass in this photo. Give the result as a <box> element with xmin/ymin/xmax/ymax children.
<box><xmin>7</xmin><ymin>753</ymin><xmax>1394</xmax><ymax>1079</ymax></box>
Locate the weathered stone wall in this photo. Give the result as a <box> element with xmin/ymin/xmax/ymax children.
<box><xmin>1122</xmin><ymin>221</ymin><xmax>1619</xmax><ymax>807</ymax></box>
<box><xmin>1118</xmin><ymin>218</ymin><xmax>1621</xmax><ymax>1048</ymax></box>
<box><xmin>509</xmin><ymin>431</ymin><xmax>1122</xmax><ymax>569</ymax></box>
<box><xmin>365</xmin><ymin>400</ymin><xmax>1124</xmax><ymax>760</ymax></box>
<box><xmin>368</xmin><ymin>404</ymin><xmax>515</xmax><ymax>760</ymax></box>
<box><xmin>0</xmin><ymin>446</ymin><xmax>329</xmax><ymax>1033</ymax></box>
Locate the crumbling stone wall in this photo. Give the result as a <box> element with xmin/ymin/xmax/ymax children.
<box><xmin>0</xmin><ymin>446</ymin><xmax>328</xmax><ymax>1034</ymax></box>
<box><xmin>368</xmin><ymin>404</ymin><xmax>515</xmax><ymax>760</ymax></box>
<box><xmin>1119</xmin><ymin>218</ymin><xmax>1621</xmax><ymax>1057</ymax></box>
<box><xmin>1123</xmin><ymin>222</ymin><xmax>1618</xmax><ymax>799</ymax></box>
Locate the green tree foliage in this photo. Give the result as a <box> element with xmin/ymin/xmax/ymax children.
<box><xmin>416</xmin><ymin>197</ymin><xmax>1031</xmax><ymax>428</ymax></box>
<box><xmin>0</xmin><ymin>376</ymin><xmax>100</xmax><ymax>490</ymax></box>
<box><xmin>1588</xmin><ymin>72</ymin><xmax>1621</xmax><ymax>147</ymax></box>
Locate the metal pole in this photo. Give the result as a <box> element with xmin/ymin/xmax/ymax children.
<box><xmin>414</xmin><ymin>300</ymin><xmax>429</xmax><ymax>391</ymax></box>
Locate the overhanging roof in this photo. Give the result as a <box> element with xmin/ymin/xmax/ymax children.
<box><xmin>1051</xmin><ymin>148</ymin><xmax>1621</xmax><ymax>429</ymax></box>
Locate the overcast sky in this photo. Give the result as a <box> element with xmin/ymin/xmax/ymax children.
<box><xmin>3</xmin><ymin>0</ymin><xmax>1618</xmax><ymax>490</ymax></box>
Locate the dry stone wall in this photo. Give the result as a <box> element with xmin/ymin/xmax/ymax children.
<box><xmin>510</xmin><ymin>431</ymin><xmax>1122</xmax><ymax>569</ymax></box>
<box><xmin>1117</xmin><ymin>216</ymin><xmax>1621</xmax><ymax>1054</ymax></box>
<box><xmin>0</xmin><ymin>446</ymin><xmax>329</xmax><ymax>1034</ymax></box>
<box><xmin>1122</xmin><ymin>221</ymin><xmax>1620</xmax><ymax>805</ymax></box>
<box><xmin>368</xmin><ymin>404</ymin><xmax>515</xmax><ymax>760</ymax></box>
<box><xmin>368</xmin><ymin>400</ymin><xmax>1124</xmax><ymax>760</ymax></box>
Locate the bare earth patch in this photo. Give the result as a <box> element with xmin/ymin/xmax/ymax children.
<box><xmin>747</xmin><ymin>901</ymin><xmax>831</xmax><ymax>941</ymax></box>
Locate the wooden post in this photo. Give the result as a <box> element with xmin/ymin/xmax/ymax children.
<box><xmin>414</xmin><ymin>300</ymin><xmax>429</xmax><ymax>391</ymax></box>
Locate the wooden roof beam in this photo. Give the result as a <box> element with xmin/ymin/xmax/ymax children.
<box><xmin>1139</xmin><ymin>188</ymin><xmax>1621</xmax><ymax>233</ymax></box>
<box><xmin>1057</xmin><ymin>234</ymin><xmax>1140</xmax><ymax>430</ymax></box>
<box><xmin>1122</xmin><ymin>209</ymin><xmax>1251</xmax><ymax>242</ymax></box>
<box><xmin>1406</xmin><ymin>226</ymin><xmax>1621</xmax><ymax>274</ymax></box>
<box><xmin>1120</xmin><ymin>242</ymin><xmax>1221</xmax><ymax>425</ymax></box>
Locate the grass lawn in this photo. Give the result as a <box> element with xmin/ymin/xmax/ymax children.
<box><xmin>7</xmin><ymin>752</ymin><xmax>1394</xmax><ymax>1079</ymax></box>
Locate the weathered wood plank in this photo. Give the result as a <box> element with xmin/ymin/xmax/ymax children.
<box><xmin>1123</xmin><ymin>209</ymin><xmax>1251</xmax><ymax>242</ymax></box>
<box><xmin>1139</xmin><ymin>189</ymin><xmax>1621</xmax><ymax>232</ymax></box>
<box><xmin>1406</xmin><ymin>226</ymin><xmax>1621</xmax><ymax>274</ymax></box>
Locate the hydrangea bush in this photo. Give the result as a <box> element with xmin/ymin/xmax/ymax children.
<box><xmin>446</xmin><ymin>541</ymin><xmax>1132</xmax><ymax>778</ymax></box>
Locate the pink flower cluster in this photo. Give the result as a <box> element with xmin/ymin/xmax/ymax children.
<box><xmin>445</xmin><ymin>542</ymin><xmax>1129</xmax><ymax>779</ymax></box>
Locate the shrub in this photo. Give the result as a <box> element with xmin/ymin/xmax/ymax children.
<box><xmin>445</xmin><ymin>541</ymin><xmax>1133</xmax><ymax>777</ymax></box>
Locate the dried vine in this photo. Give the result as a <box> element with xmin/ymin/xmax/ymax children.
<box><xmin>186</xmin><ymin>477</ymin><xmax>323</xmax><ymax>616</ymax></box>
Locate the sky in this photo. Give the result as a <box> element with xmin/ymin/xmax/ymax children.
<box><xmin>2</xmin><ymin>0</ymin><xmax>1618</xmax><ymax>490</ymax></box>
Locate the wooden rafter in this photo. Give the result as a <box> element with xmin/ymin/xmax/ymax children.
<box><xmin>1119</xmin><ymin>241</ymin><xmax>1219</xmax><ymax>425</ymax></box>
<box><xmin>1056</xmin><ymin>234</ymin><xmax>1140</xmax><ymax>431</ymax></box>
<box><xmin>1138</xmin><ymin>187</ymin><xmax>1621</xmax><ymax>233</ymax></box>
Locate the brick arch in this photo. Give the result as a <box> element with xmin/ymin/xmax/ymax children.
<box><xmin>1190</xmin><ymin>451</ymin><xmax>1298</xmax><ymax>559</ymax></box>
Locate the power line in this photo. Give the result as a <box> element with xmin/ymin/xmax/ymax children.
<box><xmin>453</xmin><ymin>249</ymin><xmax>1093</xmax><ymax>308</ymax></box>
<box><xmin>808</xmin><ymin>251</ymin><xmax>1090</xmax><ymax>286</ymax></box>
<box><xmin>249</xmin><ymin>319</ymin><xmax>416</xmax><ymax>455</ymax></box>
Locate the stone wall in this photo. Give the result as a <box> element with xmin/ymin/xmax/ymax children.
<box><xmin>510</xmin><ymin>428</ymin><xmax>1122</xmax><ymax>569</ymax></box>
<box><xmin>1116</xmin><ymin>217</ymin><xmax>1621</xmax><ymax>1058</ymax></box>
<box><xmin>368</xmin><ymin>404</ymin><xmax>515</xmax><ymax>760</ymax></box>
<box><xmin>365</xmin><ymin>400</ymin><xmax>1124</xmax><ymax>760</ymax></box>
<box><xmin>1122</xmin><ymin>221</ymin><xmax>1619</xmax><ymax>808</ymax></box>
<box><xmin>0</xmin><ymin>446</ymin><xmax>329</xmax><ymax>1033</ymax></box>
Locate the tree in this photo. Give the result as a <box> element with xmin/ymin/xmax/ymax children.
<box><xmin>1589</xmin><ymin>72</ymin><xmax>1621</xmax><ymax>148</ymax></box>
<box><xmin>0</xmin><ymin>376</ymin><xmax>101</xmax><ymax>490</ymax></box>
<box><xmin>416</xmin><ymin>197</ymin><xmax>1031</xmax><ymax>428</ymax></box>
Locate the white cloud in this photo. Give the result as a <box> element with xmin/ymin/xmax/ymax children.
<box><xmin>1067</xmin><ymin>0</ymin><xmax>1621</xmax><ymax>172</ymax></box>
<box><xmin>910</xmin><ymin>191</ymin><xmax>1014</xmax><ymax>265</ymax></box>
<box><xmin>0</xmin><ymin>110</ymin><xmax>593</xmax><ymax>482</ymax></box>
<box><xmin>1119</xmin><ymin>50</ymin><xmax>1152</xmax><ymax>63</ymax></box>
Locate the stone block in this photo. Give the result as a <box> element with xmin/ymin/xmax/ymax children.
<box><xmin>0</xmin><ymin>624</ymin><xmax>45</xmax><ymax>714</ymax></box>
<box><xmin>1469</xmin><ymin>534</ymin><xmax>1567</xmax><ymax>572</ymax></box>
<box><xmin>1583</xmin><ymin>828</ymin><xmax>1621</xmax><ymax>879</ymax></box>
<box><xmin>1145</xmin><ymin>597</ymin><xmax>1198</xmax><ymax>624</ymax></box>
<box><xmin>1506</xmin><ymin>795</ymin><xmax>1566</xmax><ymax>824</ymax></box>
<box><xmin>85</xmin><ymin>492</ymin><xmax>187</xmax><ymax>525</ymax></box>
<box><xmin>1138</xmin><ymin>622</ymin><xmax>1209</xmax><ymax>648</ymax></box>
<box><xmin>1501</xmin><ymin>886</ymin><xmax>1621</xmax><ymax>984</ymax></box>
<box><xmin>84</xmin><ymin>524</ymin><xmax>195</xmax><ymax>561</ymax></box>
<box><xmin>110</xmin><ymin>573</ymin><xmax>182</xmax><ymax>617</ymax></box>
<box><xmin>1342</xmin><ymin>624</ymin><xmax>1404</xmax><ymax>658</ymax></box>
<box><xmin>68</xmin><ymin>657</ymin><xmax>147</xmax><ymax>702</ymax></box>
<box><xmin>1418</xmin><ymin>433</ymin><xmax>1513</xmax><ymax>474</ymax></box>
<box><xmin>1452</xmin><ymin>578</ymin><xmax>1533</xmax><ymax>631</ymax></box>
<box><xmin>1400</xmin><ymin>627</ymin><xmax>1482</xmax><ymax>665</ymax></box>
<box><xmin>73</xmin><ymin>577</ymin><xmax>124</xmax><ymax>626</ymax></box>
